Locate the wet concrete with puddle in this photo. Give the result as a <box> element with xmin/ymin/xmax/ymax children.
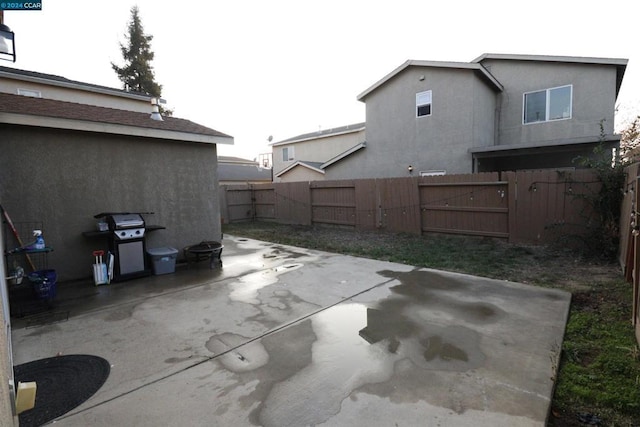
<box><xmin>10</xmin><ymin>235</ymin><xmax>570</xmax><ymax>426</ymax></box>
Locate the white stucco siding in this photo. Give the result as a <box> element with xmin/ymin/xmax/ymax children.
<box><xmin>483</xmin><ymin>60</ymin><xmax>618</xmax><ymax>146</ymax></box>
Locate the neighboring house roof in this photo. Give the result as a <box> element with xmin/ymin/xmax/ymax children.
<box><xmin>0</xmin><ymin>92</ymin><xmax>233</xmax><ymax>145</ymax></box>
<box><xmin>218</xmin><ymin>156</ymin><xmax>260</xmax><ymax>165</ymax></box>
<box><xmin>357</xmin><ymin>60</ymin><xmax>503</xmax><ymax>101</ymax></box>
<box><xmin>272</xmin><ymin>122</ymin><xmax>365</xmax><ymax>146</ymax></box>
<box><xmin>472</xmin><ymin>53</ymin><xmax>628</xmax><ymax>98</ymax></box>
<box><xmin>321</xmin><ymin>141</ymin><xmax>367</xmax><ymax>169</ymax></box>
<box><xmin>0</xmin><ymin>65</ymin><xmax>151</xmax><ymax>102</ymax></box>
<box><xmin>218</xmin><ymin>163</ymin><xmax>272</xmax><ymax>182</ymax></box>
<box><xmin>275</xmin><ymin>161</ymin><xmax>325</xmax><ymax>178</ymax></box>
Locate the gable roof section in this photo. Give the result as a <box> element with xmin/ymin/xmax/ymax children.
<box><xmin>321</xmin><ymin>141</ymin><xmax>367</xmax><ymax>169</ymax></box>
<box><xmin>357</xmin><ymin>60</ymin><xmax>503</xmax><ymax>101</ymax></box>
<box><xmin>0</xmin><ymin>92</ymin><xmax>233</xmax><ymax>144</ymax></box>
<box><xmin>275</xmin><ymin>141</ymin><xmax>367</xmax><ymax>178</ymax></box>
<box><xmin>472</xmin><ymin>53</ymin><xmax>628</xmax><ymax>97</ymax></box>
<box><xmin>275</xmin><ymin>161</ymin><xmax>325</xmax><ymax>178</ymax></box>
<box><xmin>273</xmin><ymin>122</ymin><xmax>365</xmax><ymax>146</ymax></box>
<box><xmin>0</xmin><ymin>65</ymin><xmax>151</xmax><ymax>101</ymax></box>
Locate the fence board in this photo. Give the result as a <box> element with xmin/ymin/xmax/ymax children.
<box><xmin>254</xmin><ymin>184</ymin><xmax>276</xmax><ymax>220</ymax></box>
<box><xmin>510</xmin><ymin>169</ymin><xmax>599</xmax><ymax>244</ymax></box>
<box><xmin>311</xmin><ymin>180</ymin><xmax>356</xmax><ymax>226</ymax></box>
<box><xmin>354</xmin><ymin>179</ymin><xmax>378</xmax><ymax>230</ymax></box>
<box><xmin>223</xmin><ymin>184</ymin><xmax>254</xmax><ymax>222</ymax></box>
<box><xmin>275</xmin><ymin>181</ymin><xmax>311</xmax><ymax>225</ymax></box>
<box><xmin>419</xmin><ymin>173</ymin><xmax>508</xmax><ymax>239</ymax></box>
<box><xmin>378</xmin><ymin>177</ymin><xmax>421</xmax><ymax>234</ymax></box>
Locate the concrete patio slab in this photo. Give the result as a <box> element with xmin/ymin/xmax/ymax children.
<box><xmin>10</xmin><ymin>235</ymin><xmax>571</xmax><ymax>426</ymax></box>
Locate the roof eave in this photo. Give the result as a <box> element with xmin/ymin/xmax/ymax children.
<box><xmin>321</xmin><ymin>141</ymin><xmax>367</xmax><ymax>169</ymax></box>
<box><xmin>472</xmin><ymin>53</ymin><xmax>628</xmax><ymax>67</ymax></box>
<box><xmin>274</xmin><ymin>161</ymin><xmax>325</xmax><ymax>178</ymax></box>
<box><xmin>357</xmin><ymin>60</ymin><xmax>503</xmax><ymax>101</ymax></box>
<box><xmin>0</xmin><ymin>112</ymin><xmax>234</xmax><ymax>144</ymax></box>
<box><xmin>272</xmin><ymin>125</ymin><xmax>366</xmax><ymax>146</ymax></box>
<box><xmin>473</xmin><ymin>53</ymin><xmax>628</xmax><ymax>98</ymax></box>
<box><xmin>468</xmin><ymin>134</ymin><xmax>621</xmax><ymax>155</ymax></box>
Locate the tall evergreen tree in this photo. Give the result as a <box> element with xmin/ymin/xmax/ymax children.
<box><xmin>111</xmin><ymin>6</ymin><xmax>162</xmax><ymax>97</ymax></box>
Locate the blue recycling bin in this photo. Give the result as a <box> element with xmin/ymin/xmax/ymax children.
<box><xmin>28</xmin><ymin>269</ymin><xmax>57</xmax><ymax>300</ymax></box>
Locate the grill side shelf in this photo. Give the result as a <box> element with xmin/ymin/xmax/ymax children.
<box><xmin>82</xmin><ymin>225</ymin><xmax>165</xmax><ymax>238</ymax></box>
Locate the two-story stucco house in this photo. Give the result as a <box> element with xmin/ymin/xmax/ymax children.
<box><xmin>272</xmin><ymin>53</ymin><xmax>627</xmax><ymax>181</ymax></box>
<box><xmin>271</xmin><ymin>123</ymin><xmax>365</xmax><ymax>182</ymax></box>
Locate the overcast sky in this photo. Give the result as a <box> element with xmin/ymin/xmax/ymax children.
<box><xmin>3</xmin><ymin>1</ymin><xmax>639</xmax><ymax>160</ymax></box>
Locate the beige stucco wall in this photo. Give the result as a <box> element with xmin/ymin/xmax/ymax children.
<box><xmin>0</xmin><ymin>124</ymin><xmax>222</xmax><ymax>282</ymax></box>
<box><xmin>480</xmin><ymin>59</ymin><xmax>618</xmax><ymax>146</ymax></box>
<box><xmin>0</xmin><ymin>80</ymin><xmax>151</xmax><ymax>112</ymax></box>
<box><xmin>272</xmin><ymin>129</ymin><xmax>365</xmax><ymax>180</ymax></box>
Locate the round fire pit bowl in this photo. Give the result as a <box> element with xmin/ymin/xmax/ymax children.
<box><xmin>183</xmin><ymin>241</ymin><xmax>223</xmax><ymax>269</ymax></box>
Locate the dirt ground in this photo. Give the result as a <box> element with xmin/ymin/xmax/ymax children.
<box><xmin>240</xmin><ymin>223</ymin><xmax>625</xmax><ymax>290</ymax></box>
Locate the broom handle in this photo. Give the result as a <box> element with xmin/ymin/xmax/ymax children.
<box><xmin>1</xmin><ymin>204</ymin><xmax>36</xmax><ymax>271</ymax></box>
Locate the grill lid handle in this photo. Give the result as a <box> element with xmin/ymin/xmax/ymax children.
<box><xmin>94</xmin><ymin>212</ymin><xmax>154</xmax><ymax>219</ymax></box>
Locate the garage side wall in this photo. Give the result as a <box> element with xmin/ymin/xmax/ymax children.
<box><xmin>0</xmin><ymin>125</ymin><xmax>221</xmax><ymax>281</ymax></box>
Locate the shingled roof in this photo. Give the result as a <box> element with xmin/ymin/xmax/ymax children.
<box><xmin>272</xmin><ymin>122</ymin><xmax>365</xmax><ymax>146</ymax></box>
<box><xmin>0</xmin><ymin>92</ymin><xmax>232</xmax><ymax>144</ymax></box>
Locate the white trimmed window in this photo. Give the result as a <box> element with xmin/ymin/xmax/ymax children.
<box><xmin>282</xmin><ymin>146</ymin><xmax>295</xmax><ymax>161</ymax></box>
<box><xmin>523</xmin><ymin>85</ymin><xmax>572</xmax><ymax>124</ymax></box>
<box><xmin>416</xmin><ymin>90</ymin><xmax>432</xmax><ymax>117</ymax></box>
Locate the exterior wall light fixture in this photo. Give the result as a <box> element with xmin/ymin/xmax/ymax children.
<box><xmin>0</xmin><ymin>21</ymin><xmax>15</xmax><ymax>62</ymax></box>
<box><xmin>408</xmin><ymin>165</ymin><xmax>414</xmax><ymax>174</ymax></box>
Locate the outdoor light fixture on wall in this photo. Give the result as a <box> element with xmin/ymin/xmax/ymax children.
<box><xmin>0</xmin><ymin>13</ymin><xmax>16</xmax><ymax>62</ymax></box>
<box><xmin>408</xmin><ymin>165</ymin><xmax>414</xmax><ymax>174</ymax></box>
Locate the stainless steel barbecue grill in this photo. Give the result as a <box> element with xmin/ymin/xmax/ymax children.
<box><xmin>104</xmin><ymin>213</ymin><xmax>150</xmax><ymax>281</ymax></box>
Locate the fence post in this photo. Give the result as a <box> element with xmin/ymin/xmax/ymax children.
<box><xmin>504</xmin><ymin>172</ymin><xmax>517</xmax><ymax>243</ymax></box>
<box><xmin>219</xmin><ymin>185</ymin><xmax>228</xmax><ymax>225</ymax></box>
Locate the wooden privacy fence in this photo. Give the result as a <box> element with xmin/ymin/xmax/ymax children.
<box><xmin>221</xmin><ymin>169</ymin><xmax>599</xmax><ymax>245</ymax></box>
<box><xmin>619</xmin><ymin>162</ymin><xmax>640</xmax><ymax>345</ymax></box>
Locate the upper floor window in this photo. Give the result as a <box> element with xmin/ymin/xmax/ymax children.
<box><xmin>416</xmin><ymin>90</ymin><xmax>432</xmax><ymax>117</ymax></box>
<box><xmin>282</xmin><ymin>146</ymin><xmax>295</xmax><ymax>161</ymax></box>
<box><xmin>523</xmin><ymin>85</ymin><xmax>572</xmax><ymax>124</ymax></box>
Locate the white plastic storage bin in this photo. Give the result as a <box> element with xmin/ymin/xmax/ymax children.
<box><xmin>147</xmin><ymin>247</ymin><xmax>178</xmax><ymax>275</ymax></box>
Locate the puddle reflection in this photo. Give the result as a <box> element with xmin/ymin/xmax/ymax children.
<box><xmin>228</xmin><ymin>264</ymin><xmax>303</xmax><ymax>304</ymax></box>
